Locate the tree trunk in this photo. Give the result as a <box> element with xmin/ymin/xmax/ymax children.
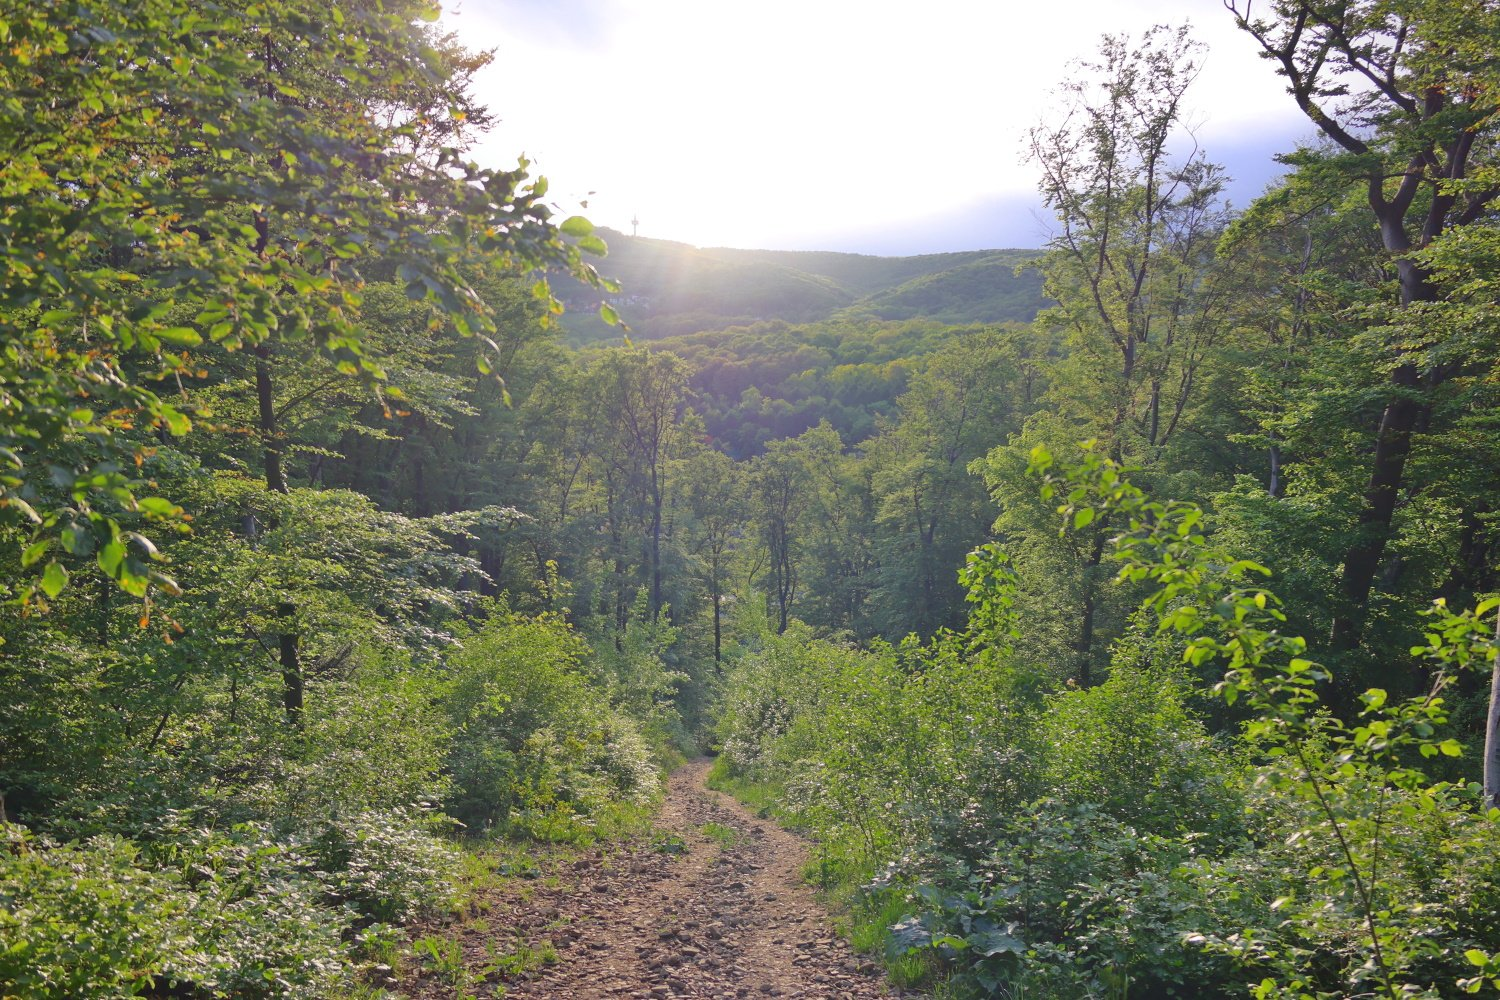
<box><xmin>1330</xmin><ymin>367</ymin><xmax>1423</xmax><ymax>649</ymax></box>
<box><xmin>1148</xmin><ymin>376</ymin><xmax>1162</xmax><ymax>447</ymax></box>
<box><xmin>1485</xmin><ymin>610</ymin><xmax>1500</xmax><ymax>810</ymax></box>
<box><xmin>254</xmin><ymin>344</ymin><xmax>288</xmax><ymax>494</ymax></box>
<box><xmin>278</xmin><ymin>600</ymin><xmax>302</xmax><ymax>726</ymax></box>
<box><xmin>1077</xmin><ymin>585</ymin><xmax>1097</xmax><ymax>688</ymax></box>
<box><xmin>1115</xmin><ymin>337</ymin><xmax>1137</xmax><ymax>437</ymax></box>
<box><xmin>712</xmin><ymin>577</ymin><xmax>722</xmax><ymax>670</ymax></box>
<box><xmin>1268</xmin><ymin>432</ymin><xmax>1282</xmax><ymax>498</ymax></box>
<box><xmin>650</xmin><ymin>489</ymin><xmax>663</xmax><ymax>618</ymax></box>
<box><xmin>1331</xmin><ymin>215</ymin><xmax>1441</xmax><ymax>648</ymax></box>
<box><xmin>1074</xmin><ymin>533</ymin><xmax>1107</xmax><ymax>686</ymax></box>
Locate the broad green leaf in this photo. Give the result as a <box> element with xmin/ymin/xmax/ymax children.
<box><xmin>560</xmin><ymin>215</ymin><xmax>594</xmax><ymax>238</ymax></box>
<box><xmin>40</xmin><ymin>561</ymin><xmax>67</xmax><ymax>598</ymax></box>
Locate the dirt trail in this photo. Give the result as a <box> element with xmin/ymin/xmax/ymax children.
<box><xmin>410</xmin><ymin>759</ymin><xmax>903</xmax><ymax>999</ymax></box>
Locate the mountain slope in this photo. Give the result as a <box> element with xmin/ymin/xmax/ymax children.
<box><xmin>555</xmin><ymin>230</ymin><xmax>1047</xmax><ymax>341</ymax></box>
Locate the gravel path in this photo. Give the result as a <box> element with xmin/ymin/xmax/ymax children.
<box><xmin>405</xmin><ymin>759</ymin><xmax>903</xmax><ymax>999</ymax></box>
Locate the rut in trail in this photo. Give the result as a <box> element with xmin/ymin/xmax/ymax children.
<box><xmin>413</xmin><ymin>759</ymin><xmax>911</xmax><ymax>1000</ymax></box>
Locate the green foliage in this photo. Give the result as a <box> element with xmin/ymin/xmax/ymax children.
<box><xmin>307</xmin><ymin>810</ymin><xmax>460</xmax><ymax>922</ymax></box>
<box><xmin>4</xmin><ymin>2</ymin><xmax>1499</xmax><ymax>992</ymax></box>
<box><xmin>837</xmin><ymin>253</ymin><xmax>1048</xmax><ymax>326</ymax></box>
<box><xmin>0</xmin><ymin>0</ymin><xmax>608</xmax><ymax>600</ymax></box>
<box><xmin>650</xmin><ymin>318</ymin><xmax>998</xmax><ymax>456</ymax></box>
<box><xmin>717</xmin><ymin>621</ymin><xmax>1046</xmax><ymax>871</ymax></box>
<box><xmin>1038</xmin><ymin>666</ymin><xmax>1244</xmax><ymax>839</ymax></box>
<box><xmin>0</xmin><ymin>821</ymin><xmax>356</xmax><ymax>999</ymax></box>
<box><xmin>1037</xmin><ymin>445</ymin><xmax>1500</xmax><ymax>998</ymax></box>
<box><xmin>886</xmin><ymin>804</ymin><xmax>1231</xmax><ymax>999</ymax></box>
<box><xmin>719</xmin><ymin>447</ymin><xmax>1500</xmax><ymax>999</ymax></box>
<box><xmin>444</xmin><ymin>606</ymin><xmax>661</xmax><ymax>832</ymax></box>
<box><xmin>551</xmin><ymin>231</ymin><xmax>1046</xmax><ymax>343</ymax></box>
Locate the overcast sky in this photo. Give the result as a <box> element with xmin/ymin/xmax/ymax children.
<box><xmin>442</xmin><ymin>0</ymin><xmax>1312</xmax><ymax>255</ymax></box>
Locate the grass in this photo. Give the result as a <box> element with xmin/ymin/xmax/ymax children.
<box><xmin>409</xmin><ymin>930</ymin><xmax>562</xmax><ymax>1000</ymax></box>
<box><xmin>411</xmin><ymin>933</ymin><xmax>466</xmax><ymax>984</ymax></box>
<box><xmin>482</xmin><ymin>935</ymin><xmax>560</xmax><ymax>977</ymax></box>
<box><xmin>705</xmin><ymin>755</ymin><xmax>944</xmax><ymax>994</ymax></box>
<box><xmin>505</xmin><ymin>795</ymin><xmax>659</xmax><ymax>847</ymax></box>
<box><xmin>699</xmin><ymin>821</ymin><xmax>742</xmax><ymax>848</ymax></box>
<box><xmin>704</xmin><ymin>756</ymin><xmax>790</xmax><ymax>820</ymax></box>
<box><xmin>652</xmin><ymin>831</ymin><xmax>689</xmax><ymax>854</ymax></box>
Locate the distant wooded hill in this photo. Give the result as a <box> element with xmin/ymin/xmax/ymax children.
<box><xmin>553</xmin><ymin>229</ymin><xmax>1049</xmax><ymax>342</ymax></box>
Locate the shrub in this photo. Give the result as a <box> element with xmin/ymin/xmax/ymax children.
<box><xmin>1038</xmin><ymin>664</ymin><xmax>1245</xmax><ymax>840</ymax></box>
<box><xmin>304</xmin><ymin>809</ymin><xmax>460</xmax><ymax>922</ymax></box>
<box><xmin>444</xmin><ymin>607</ymin><xmax>661</xmax><ymax>830</ymax></box>
<box><xmin>0</xmin><ymin>822</ymin><xmax>349</xmax><ymax>1000</ymax></box>
<box><xmin>887</xmin><ymin>802</ymin><xmax>1241</xmax><ymax>999</ymax></box>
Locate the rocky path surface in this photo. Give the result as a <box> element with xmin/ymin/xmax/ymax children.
<box><xmin>407</xmin><ymin>759</ymin><xmax>904</xmax><ymax>1000</ymax></box>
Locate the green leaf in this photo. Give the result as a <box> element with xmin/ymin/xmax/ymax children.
<box><xmin>968</xmin><ymin>927</ymin><xmax>1026</xmax><ymax>957</ymax></box>
<box><xmin>160</xmin><ymin>407</ymin><xmax>191</xmax><ymax>436</ymax></box>
<box><xmin>40</xmin><ymin>561</ymin><xmax>68</xmax><ymax>598</ymax></box>
<box><xmin>137</xmin><ymin>497</ymin><xmax>181</xmax><ymax>518</ymax></box>
<box><xmin>600</xmin><ymin>302</ymin><xmax>621</xmax><ymax>326</ymax></box>
<box><xmin>155</xmin><ymin>326</ymin><xmax>202</xmax><ymax>347</ymax></box>
<box><xmin>98</xmin><ymin>541</ymin><xmax>126</xmax><ymax>576</ymax></box>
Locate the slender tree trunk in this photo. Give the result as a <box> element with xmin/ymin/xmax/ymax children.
<box><xmin>1148</xmin><ymin>376</ymin><xmax>1162</xmax><ymax>447</ymax></box>
<box><xmin>1485</xmin><ymin>611</ymin><xmax>1500</xmax><ymax>809</ymax></box>
<box><xmin>772</xmin><ymin>523</ymin><xmax>793</xmax><ymax>635</ymax></box>
<box><xmin>1074</xmin><ymin>533</ymin><xmax>1107</xmax><ymax>686</ymax></box>
<box><xmin>1331</xmin><ymin>225</ymin><xmax>1441</xmax><ymax>649</ymax></box>
<box><xmin>712</xmin><ymin>573</ymin><xmax>723</xmax><ymax>670</ymax></box>
<box><xmin>1268</xmin><ymin>431</ymin><xmax>1282</xmax><ymax>498</ymax></box>
<box><xmin>650</xmin><ymin>488</ymin><xmax>663</xmax><ymax>617</ymax></box>
<box><xmin>1115</xmin><ymin>338</ymin><xmax>1137</xmax><ymax>435</ymax></box>
<box><xmin>278</xmin><ymin>601</ymin><xmax>303</xmax><ymax>726</ymax></box>
<box><xmin>254</xmin><ymin>344</ymin><xmax>288</xmax><ymax>494</ymax></box>
<box><xmin>1077</xmin><ymin>587</ymin><xmax>1097</xmax><ymax>688</ymax></box>
<box><xmin>1331</xmin><ymin>366</ymin><xmax>1422</xmax><ymax>649</ymax></box>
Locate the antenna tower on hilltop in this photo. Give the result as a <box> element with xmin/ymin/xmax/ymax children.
<box><xmin>631</xmin><ymin>214</ymin><xmax>640</xmax><ymax>237</ymax></box>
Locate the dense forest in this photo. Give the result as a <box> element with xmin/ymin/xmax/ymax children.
<box><xmin>548</xmin><ymin>236</ymin><xmax>1047</xmax><ymax>343</ymax></box>
<box><xmin>2</xmin><ymin>1</ymin><xmax>1499</xmax><ymax>999</ymax></box>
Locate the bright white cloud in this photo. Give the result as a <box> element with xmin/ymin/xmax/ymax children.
<box><xmin>445</xmin><ymin>0</ymin><xmax>1304</xmax><ymax>252</ymax></box>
